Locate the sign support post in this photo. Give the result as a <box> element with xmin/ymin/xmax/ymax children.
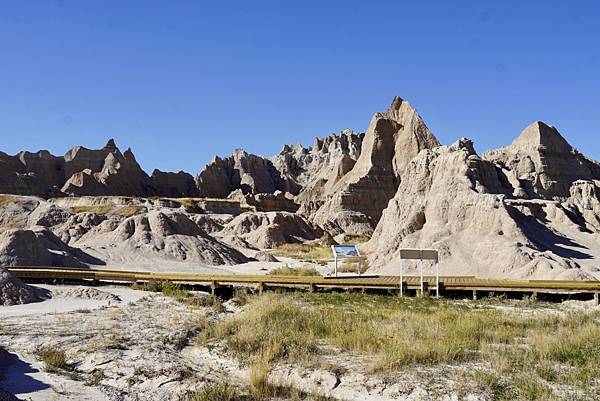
<box><xmin>399</xmin><ymin>248</ymin><xmax>440</xmax><ymax>298</ymax></box>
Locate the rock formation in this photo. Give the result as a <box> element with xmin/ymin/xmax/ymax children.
<box><xmin>0</xmin><ymin>266</ymin><xmax>50</xmax><ymax>305</ymax></box>
<box><xmin>568</xmin><ymin>180</ymin><xmax>600</xmax><ymax>232</ymax></box>
<box><xmin>220</xmin><ymin>211</ymin><xmax>322</xmax><ymax>249</ymax></box>
<box><xmin>196</xmin><ymin>149</ymin><xmax>295</xmax><ymax>198</ymax></box>
<box><xmin>229</xmin><ymin>190</ymin><xmax>299</xmax><ymax>213</ymax></box>
<box><xmin>72</xmin><ymin>211</ymin><xmax>249</xmax><ymax>266</ymax></box>
<box><xmin>484</xmin><ymin>122</ymin><xmax>600</xmax><ymax>200</ymax></box>
<box><xmin>0</xmin><ymin>227</ymin><xmax>103</xmax><ymax>267</ymax></box>
<box><xmin>150</xmin><ymin>170</ymin><xmax>199</xmax><ymax>198</ymax></box>
<box><xmin>272</xmin><ymin>129</ymin><xmax>364</xmax><ymax>195</ymax></box>
<box><xmin>0</xmin><ymin>139</ymin><xmax>200</xmax><ymax>198</ymax></box>
<box><xmin>306</xmin><ymin>96</ymin><xmax>440</xmax><ymax>235</ymax></box>
<box><xmin>367</xmin><ymin>138</ymin><xmax>600</xmax><ymax>280</ymax></box>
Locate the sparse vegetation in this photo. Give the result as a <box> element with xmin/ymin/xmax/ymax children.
<box><xmin>112</xmin><ymin>205</ymin><xmax>145</xmax><ymax>217</ymax></box>
<box><xmin>337</xmin><ymin>257</ymin><xmax>369</xmax><ymax>273</ymax></box>
<box><xmin>0</xmin><ymin>195</ymin><xmax>19</xmax><ymax>206</ymax></box>
<box><xmin>35</xmin><ymin>345</ymin><xmax>68</xmax><ymax>372</ymax></box>
<box><xmin>339</xmin><ymin>234</ymin><xmax>371</xmax><ymax>244</ymax></box>
<box><xmin>186</xmin><ymin>382</ymin><xmax>239</xmax><ymax>401</ymax></box>
<box><xmin>70</xmin><ymin>204</ymin><xmax>114</xmax><ymax>214</ymax></box>
<box><xmin>134</xmin><ymin>280</ymin><xmax>223</xmax><ymax>309</ymax></box>
<box><xmin>203</xmin><ymin>293</ymin><xmax>600</xmax><ymax>400</ymax></box>
<box><xmin>268</xmin><ymin>265</ymin><xmax>321</xmax><ymax>276</ymax></box>
<box><xmin>273</xmin><ymin>243</ymin><xmax>332</xmax><ymax>262</ymax></box>
<box><xmin>86</xmin><ymin>369</ymin><xmax>106</xmax><ymax>386</ymax></box>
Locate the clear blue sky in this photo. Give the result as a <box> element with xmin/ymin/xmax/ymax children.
<box><xmin>1</xmin><ymin>1</ymin><xmax>599</xmax><ymax>174</ymax></box>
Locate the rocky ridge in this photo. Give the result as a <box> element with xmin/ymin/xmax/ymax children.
<box><xmin>0</xmin><ymin>96</ymin><xmax>599</xmax><ymax>281</ymax></box>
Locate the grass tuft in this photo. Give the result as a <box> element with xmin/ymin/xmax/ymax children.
<box><xmin>35</xmin><ymin>346</ymin><xmax>68</xmax><ymax>372</ymax></box>
<box><xmin>268</xmin><ymin>266</ymin><xmax>321</xmax><ymax>277</ymax></box>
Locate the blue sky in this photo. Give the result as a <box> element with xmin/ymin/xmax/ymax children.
<box><xmin>1</xmin><ymin>1</ymin><xmax>599</xmax><ymax>173</ymax></box>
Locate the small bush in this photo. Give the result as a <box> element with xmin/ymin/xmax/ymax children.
<box><xmin>35</xmin><ymin>346</ymin><xmax>67</xmax><ymax>372</ymax></box>
<box><xmin>186</xmin><ymin>383</ymin><xmax>239</xmax><ymax>401</ymax></box>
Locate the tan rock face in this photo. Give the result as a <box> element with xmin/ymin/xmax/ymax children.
<box><xmin>308</xmin><ymin>97</ymin><xmax>440</xmax><ymax>235</ymax></box>
<box><xmin>568</xmin><ymin>180</ymin><xmax>600</xmax><ymax>231</ymax></box>
<box><xmin>220</xmin><ymin>211</ymin><xmax>322</xmax><ymax>249</ymax></box>
<box><xmin>484</xmin><ymin>122</ymin><xmax>600</xmax><ymax>199</ymax></box>
<box><xmin>0</xmin><ymin>266</ymin><xmax>50</xmax><ymax>306</ymax></box>
<box><xmin>72</xmin><ymin>211</ymin><xmax>249</xmax><ymax>266</ymax></box>
<box><xmin>0</xmin><ymin>227</ymin><xmax>103</xmax><ymax>267</ymax></box>
<box><xmin>196</xmin><ymin>149</ymin><xmax>295</xmax><ymax>198</ymax></box>
<box><xmin>272</xmin><ymin>129</ymin><xmax>364</xmax><ymax>200</ymax></box>
<box><xmin>367</xmin><ymin>139</ymin><xmax>600</xmax><ymax>280</ymax></box>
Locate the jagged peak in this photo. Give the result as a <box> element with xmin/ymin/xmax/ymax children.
<box><xmin>104</xmin><ymin>138</ymin><xmax>117</xmax><ymax>151</ymax></box>
<box><xmin>449</xmin><ymin>138</ymin><xmax>477</xmax><ymax>155</ymax></box>
<box><xmin>388</xmin><ymin>96</ymin><xmax>405</xmax><ymax>111</ymax></box>
<box><xmin>511</xmin><ymin>121</ymin><xmax>572</xmax><ymax>152</ymax></box>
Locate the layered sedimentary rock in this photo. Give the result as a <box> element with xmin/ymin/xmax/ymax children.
<box><xmin>196</xmin><ymin>149</ymin><xmax>295</xmax><ymax>198</ymax></box>
<box><xmin>0</xmin><ymin>139</ymin><xmax>199</xmax><ymax>198</ymax></box>
<box><xmin>151</xmin><ymin>170</ymin><xmax>199</xmax><ymax>197</ymax></box>
<box><xmin>484</xmin><ymin>122</ymin><xmax>600</xmax><ymax>200</ymax></box>
<box><xmin>228</xmin><ymin>190</ymin><xmax>299</xmax><ymax>213</ymax></box>
<box><xmin>62</xmin><ymin>145</ymin><xmax>155</xmax><ymax>196</ymax></box>
<box><xmin>220</xmin><ymin>211</ymin><xmax>322</xmax><ymax>249</ymax></box>
<box><xmin>0</xmin><ymin>226</ymin><xmax>103</xmax><ymax>267</ymax></box>
<box><xmin>307</xmin><ymin>97</ymin><xmax>440</xmax><ymax>235</ymax></box>
<box><xmin>568</xmin><ymin>180</ymin><xmax>600</xmax><ymax>231</ymax></box>
<box><xmin>367</xmin><ymin>138</ymin><xmax>600</xmax><ymax>280</ymax></box>
<box><xmin>272</xmin><ymin>129</ymin><xmax>364</xmax><ymax>194</ymax></box>
<box><xmin>0</xmin><ymin>266</ymin><xmax>50</xmax><ymax>305</ymax></box>
<box><xmin>72</xmin><ymin>211</ymin><xmax>249</xmax><ymax>265</ymax></box>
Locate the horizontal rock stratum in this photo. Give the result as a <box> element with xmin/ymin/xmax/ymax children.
<box><xmin>0</xmin><ymin>96</ymin><xmax>599</xmax><ymax>280</ymax></box>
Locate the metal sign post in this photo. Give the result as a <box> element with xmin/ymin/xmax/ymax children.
<box><xmin>399</xmin><ymin>248</ymin><xmax>440</xmax><ymax>298</ymax></box>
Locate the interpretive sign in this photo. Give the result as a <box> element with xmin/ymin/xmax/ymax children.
<box><xmin>331</xmin><ymin>245</ymin><xmax>362</xmax><ymax>277</ymax></box>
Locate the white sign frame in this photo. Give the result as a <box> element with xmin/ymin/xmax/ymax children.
<box><xmin>399</xmin><ymin>248</ymin><xmax>440</xmax><ymax>297</ymax></box>
<box><xmin>331</xmin><ymin>245</ymin><xmax>362</xmax><ymax>277</ymax></box>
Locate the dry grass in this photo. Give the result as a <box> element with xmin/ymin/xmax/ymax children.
<box><xmin>70</xmin><ymin>204</ymin><xmax>114</xmax><ymax>214</ymax></box>
<box><xmin>273</xmin><ymin>243</ymin><xmax>332</xmax><ymax>262</ymax></box>
<box><xmin>339</xmin><ymin>234</ymin><xmax>371</xmax><ymax>244</ymax></box>
<box><xmin>268</xmin><ymin>265</ymin><xmax>321</xmax><ymax>276</ymax></box>
<box><xmin>186</xmin><ymin>383</ymin><xmax>239</xmax><ymax>401</ymax></box>
<box><xmin>337</xmin><ymin>258</ymin><xmax>369</xmax><ymax>273</ymax></box>
<box><xmin>203</xmin><ymin>293</ymin><xmax>600</xmax><ymax>400</ymax></box>
<box><xmin>35</xmin><ymin>345</ymin><xmax>68</xmax><ymax>372</ymax></box>
<box><xmin>134</xmin><ymin>281</ymin><xmax>223</xmax><ymax>310</ymax></box>
<box><xmin>112</xmin><ymin>205</ymin><xmax>145</xmax><ymax>217</ymax></box>
<box><xmin>0</xmin><ymin>195</ymin><xmax>19</xmax><ymax>206</ymax></box>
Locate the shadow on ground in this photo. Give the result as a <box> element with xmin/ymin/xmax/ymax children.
<box><xmin>0</xmin><ymin>351</ymin><xmax>50</xmax><ymax>397</ymax></box>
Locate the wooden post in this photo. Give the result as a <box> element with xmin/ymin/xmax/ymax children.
<box><xmin>594</xmin><ymin>292</ymin><xmax>599</xmax><ymax>306</ymax></box>
<box><xmin>531</xmin><ymin>291</ymin><xmax>538</xmax><ymax>302</ymax></box>
<box><xmin>257</xmin><ymin>282</ymin><xmax>265</xmax><ymax>295</ymax></box>
<box><xmin>472</xmin><ymin>290</ymin><xmax>477</xmax><ymax>301</ymax></box>
<box><xmin>210</xmin><ymin>281</ymin><xmax>220</xmax><ymax>297</ymax></box>
<box><xmin>308</xmin><ymin>283</ymin><xmax>316</xmax><ymax>293</ymax></box>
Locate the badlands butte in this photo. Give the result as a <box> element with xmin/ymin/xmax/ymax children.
<box><xmin>1</xmin><ymin>95</ymin><xmax>600</xmax><ymax>289</ymax></box>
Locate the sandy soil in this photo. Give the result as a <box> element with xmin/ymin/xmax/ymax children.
<box><xmin>0</xmin><ymin>284</ymin><xmax>482</xmax><ymax>401</ymax></box>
